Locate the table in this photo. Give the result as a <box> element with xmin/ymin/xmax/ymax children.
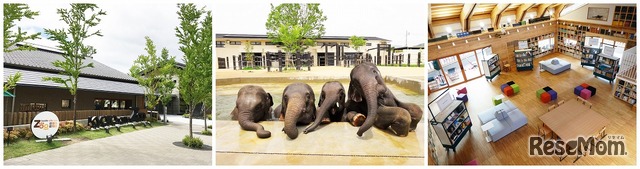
<box><xmin>481</xmin><ymin>122</ymin><xmax>494</xmax><ymax>142</ymax></box>
<box><xmin>539</xmin><ymin>99</ymin><xmax>609</xmax><ymax>141</ymax></box>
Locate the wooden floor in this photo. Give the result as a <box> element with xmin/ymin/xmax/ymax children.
<box><xmin>428</xmin><ymin>53</ymin><xmax>637</xmax><ymax>165</ymax></box>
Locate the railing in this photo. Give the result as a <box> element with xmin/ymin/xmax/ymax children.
<box><xmin>4</xmin><ymin>109</ymin><xmax>132</xmax><ymax>126</ymax></box>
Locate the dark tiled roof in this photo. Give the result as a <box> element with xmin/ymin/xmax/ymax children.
<box><xmin>216</xmin><ymin>33</ymin><xmax>390</xmax><ymax>41</ymax></box>
<box><xmin>4</xmin><ymin>68</ymin><xmax>144</xmax><ymax>95</ymax></box>
<box><xmin>4</xmin><ymin>45</ymin><xmax>136</xmax><ymax>82</ymax></box>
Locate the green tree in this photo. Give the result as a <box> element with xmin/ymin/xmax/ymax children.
<box><xmin>4</xmin><ymin>3</ymin><xmax>40</xmax><ymax>52</ymax></box>
<box><xmin>175</xmin><ymin>3</ymin><xmax>212</xmax><ymax>140</ymax></box>
<box><xmin>130</xmin><ymin>36</ymin><xmax>177</xmax><ymax>124</ymax></box>
<box><xmin>42</xmin><ymin>4</ymin><xmax>106</xmax><ymax>132</ymax></box>
<box><xmin>265</xmin><ymin>3</ymin><xmax>327</xmax><ymax>68</ymax></box>
<box><xmin>244</xmin><ymin>41</ymin><xmax>254</xmax><ymax>68</ymax></box>
<box><xmin>349</xmin><ymin>35</ymin><xmax>366</xmax><ymax>58</ymax></box>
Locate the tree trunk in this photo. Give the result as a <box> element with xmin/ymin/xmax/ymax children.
<box><xmin>73</xmin><ymin>94</ymin><xmax>77</xmax><ymax>132</ymax></box>
<box><xmin>189</xmin><ymin>104</ymin><xmax>193</xmax><ymax>138</ymax></box>
<box><xmin>163</xmin><ymin>105</ymin><xmax>168</xmax><ymax>124</ymax></box>
<box><xmin>202</xmin><ymin>105</ymin><xmax>207</xmax><ymax>131</ymax></box>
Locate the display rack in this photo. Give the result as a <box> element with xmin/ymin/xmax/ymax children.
<box><xmin>581</xmin><ymin>46</ymin><xmax>602</xmax><ymax>67</ymax></box>
<box><xmin>613</xmin><ymin>6</ymin><xmax>637</xmax><ymax>28</ymax></box>
<box><xmin>614</xmin><ymin>46</ymin><xmax>636</xmax><ymax>106</ymax></box>
<box><xmin>481</xmin><ymin>54</ymin><xmax>501</xmax><ymax>82</ymax></box>
<box><xmin>514</xmin><ymin>49</ymin><xmax>533</xmax><ymax>71</ymax></box>
<box><xmin>429</xmin><ymin>89</ymin><xmax>472</xmax><ymax>152</ymax></box>
<box><xmin>594</xmin><ymin>54</ymin><xmax>620</xmax><ymax>83</ymax></box>
<box><xmin>556</xmin><ymin>24</ymin><xmax>586</xmax><ymax>58</ymax></box>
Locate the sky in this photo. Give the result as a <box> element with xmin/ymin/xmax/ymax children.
<box><xmin>213</xmin><ymin>1</ymin><xmax>427</xmax><ymax>48</ymax></box>
<box><xmin>12</xmin><ymin>1</ymin><xmax>212</xmax><ymax>74</ymax></box>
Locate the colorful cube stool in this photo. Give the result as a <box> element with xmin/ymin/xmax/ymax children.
<box><xmin>504</xmin><ymin>86</ymin><xmax>514</xmax><ymax>96</ymax></box>
<box><xmin>547</xmin><ymin>90</ymin><xmax>558</xmax><ymax>100</ymax></box>
<box><xmin>510</xmin><ymin>84</ymin><xmax>520</xmax><ymax>94</ymax></box>
<box><xmin>580</xmin><ymin>89</ymin><xmax>592</xmax><ymax>100</ymax></box>
<box><xmin>543</xmin><ymin>86</ymin><xmax>553</xmax><ymax>92</ymax></box>
<box><xmin>493</xmin><ymin>97</ymin><xmax>502</xmax><ymax>105</ymax></box>
<box><xmin>541</xmin><ymin>92</ymin><xmax>551</xmax><ymax>103</ymax></box>
<box><xmin>586</xmin><ymin>86</ymin><xmax>596</xmax><ymax>96</ymax></box>
<box><xmin>507</xmin><ymin>81</ymin><xmax>515</xmax><ymax>86</ymax></box>
<box><xmin>500</xmin><ymin>84</ymin><xmax>509</xmax><ymax>92</ymax></box>
<box><xmin>581</xmin><ymin>83</ymin><xmax>589</xmax><ymax>89</ymax></box>
<box><xmin>536</xmin><ymin>89</ymin><xmax>546</xmax><ymax>98</ymax></box>
<box><xmin>456</xmin><ymin>94</ymin><xmax>468</xmax><ymax>103</ymax></box>
<box><xmin>574</xmin><ymin>86</ymin><xmax>584</xmax><ymax>96</ymax></box>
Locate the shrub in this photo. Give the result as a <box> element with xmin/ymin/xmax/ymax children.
<box><xmin>4</xmin><ymin>129</ymin><xmax>19</xmax><ymax>143</ymax></box>
<box><xmin>207</xmin><ymin>114</ymin><xmax>212</xmax><ymax>120</ymax></box>
<box><xmin>145</xmin><ymin>116</ymin><xmax>158</xmax><ymax>123</ymax></box>
<box><xmin>182</xmin><ymin>135</ymin><xmax>203</xmax><ymax>148</ymax></box>
<box><xmin>207</xmin><ymin>125</ymin><xmax>212</xmax><ymax>129</ymax></box>
<box><xmin>17</xmin><ymin>128</ymin><xmax>33</xmax><ymax>140</ymax></box>
<box><xmin>201</xmin><ymin>130</ymin><xmax>211</xmax><ymax>135</ymax></box>
<box><xmin>182</xmin><ymin>114</ymin><xmax>190</xmax><ymax>118</ymax></box>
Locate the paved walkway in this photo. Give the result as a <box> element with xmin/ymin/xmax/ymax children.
<box><xmin>4</xmin><ymin>118</ymin><xmax>212</xmax><ymax>165</ymax></box>
<box><xmin>216</xmin><ymin>66</ymin><xmax>424</xmax><ymax>81</ymax></box>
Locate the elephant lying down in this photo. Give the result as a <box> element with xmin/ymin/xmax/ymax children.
<box><xmin>231</xmin><ymin>85</ymin><xmax>274</xmax><ymax>138</ymax></box>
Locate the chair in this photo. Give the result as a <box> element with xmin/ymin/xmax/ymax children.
<box><xmin>597</xmin><ymin>126</ymin><xmax>607</xmax><ymax>140</ymax></box>
<box><xmin>502</xmin><ymin>61</ymin><xmax>511</xmax><ymax>72</ymax></box>
<box><xmin>584</xmin><ymin>101</ymin><xmax>593</xmax><ymax>109</ymax></box>
<box><xmin>538</xmin><ymin>124</ymin><xmax>554</xmax><ymax>140</ymax></box>
<box><xmin>558</xmin><ymin>100</ymin><xmax>565</xmax><ymax>106</ymax></box>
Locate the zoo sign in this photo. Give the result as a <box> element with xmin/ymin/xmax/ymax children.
<box><xmin>31</xmin><ymin>111</ymin><xmax>60</xmax><ymax>139</ymax></box>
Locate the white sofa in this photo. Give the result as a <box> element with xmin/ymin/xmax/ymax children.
<box><xmin>540</xmin><ymin>58</ymin><xmax>571</xmax><ymax>75</ymax></box>
<box><xmin>478</xmin><ymin>100</ymin><xmax>528</xmax><ymax>142</ymax></box>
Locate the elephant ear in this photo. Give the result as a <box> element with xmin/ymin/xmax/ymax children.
<box><xmin>266</xmin><ymin>93</ymin><xmax>274</xmax><ymax>107</ymax></box>
<box><xmin>348</xmin><ymin>81</ymin><xmax>363</xmax><ymax>102</ymax></box>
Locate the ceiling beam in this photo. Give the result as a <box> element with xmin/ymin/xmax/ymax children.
<box><xmin>460</xmin><ymin>3</ymin><xmax>478</xmax><ymax>32</ymax></box>
<box><xmin>515</xmin><ymin>3</ymin><xmax>535</xmax><ymax>22</ymax></box>
<box><xmin>537</xmin><ymin>4</ymin><xmax>553</xmax><ymax>17</ymax></box>
<box><xmin>554</xmin><ymin>4</ymin><xmax>567</xmax><ymax>19</ymax></box>
<box><xmin>491</xmin><ymin>3</ymin><xmax>511</xmax><ymax>29</ymax></box>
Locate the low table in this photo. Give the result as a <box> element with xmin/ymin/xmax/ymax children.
<box><xmin>481</xmin><ymin>122</ymin><xmax>494</xmax><ymax>142</ymax></box>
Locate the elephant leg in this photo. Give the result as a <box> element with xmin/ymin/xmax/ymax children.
<box><xmin>396</xmin><ymin>101</ymin><xmax>423</xmax><ymax>131</ymax></box>
<box><xmin>346</xmin><ymin>111</ymin><xmax>366</xmax><ymax>126</ymax></box>
<box><xmin>374</xmin><ymin>106</ymin><xmax>411</xmax><ymax>137</ymax></box>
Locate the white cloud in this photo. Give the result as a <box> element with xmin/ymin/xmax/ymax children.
<box><xmin>213</xmin><ymin>1</ymin><xmax>427</xmax><ymax>47</ymax></box>
<box><xmin>13</xmin><ymin>1</ymin><xmax>212</xmax><ymax>74</ymax></box>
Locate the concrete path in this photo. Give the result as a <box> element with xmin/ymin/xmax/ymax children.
<box><xmin>4</xmin><ymin>120</ymin><xmax>212</xmax><ymax>165</ymax></box>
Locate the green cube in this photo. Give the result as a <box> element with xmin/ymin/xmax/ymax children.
<box><xmin>493</xmin><ymin>97</ymin><xmax>502</xmax><ymax>105</ymax></box>
<box><xmin>511</xmin><ymin>84</ymin><xmax>520</xmax><ymax>94</ymax></box>
<box><xmin>536</xmin><ymin>89</ymin><xmax>545</xmax><ymax>99</ymax></box>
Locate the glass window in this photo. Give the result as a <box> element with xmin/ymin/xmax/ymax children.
<box><xmin>265</xmin><ymin>41</ymin><xmax>277</xmax><ymax>45</ymax></box>
<box><xmin>439</xmin><ymin>56</ymin><xmax>463</xmax><ymax>85</ymax></box>
<box><xmin>475</xmin><ymin>49</ymin><xmax>485</xmax><ymax>75</ymax></box>
<box><xmin>104</xmin><ymin>100</ymin><xmax>110</xmax><ymax>108</ymax></box>
<box><xmin>250</xmin><ymin>41</ymin><xmax>261</xmax><ymax>45</ymax></box>
<box><xmin>366</xmin><ymin>43</ymin><xmax>372</xmax><ymax>46</ymax></box>
<box><xmin>112</xmin><ymin>100</ymin><xmax>119</xmax><ymax>109</ymax></box>
<box><xmin>459</xmin><ymin>51</ymin><xmax>481</xmax><ymax>80</ymax></box>
<box><xmin>428</xmin><ymin>60</ymin><xmax>448</xmax><ymax>91</ymax></box>
<box><xmin>61</xmin><ymin>99</ymin><xmax>70</xmax><ymax>108</ymax></box>
<box><xmin>120</xmin><ymin>100</ymin><xmax>126</xmax><ymax>109</ymax></box>
<box><xmin>229</xmin><ymin>41</ymin><xmax>241</xmax><ymax>45</ymax></box>
<box><xmin>215</xmin><ymin>41</ymin><xmax>225</xmax><ymax>48</ymax></box>
<box><xmin>614</xmin><ymin>41</ymin><xmax>626</xmax><ymax>58</ymax></box>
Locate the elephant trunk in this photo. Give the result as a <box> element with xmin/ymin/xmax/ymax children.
<box><xmin>283</xmin><ymin>101</ymin><xmax>304</xmax><ymax>139</ymax></box>
<box><xmin>357</xmin><ymin>83</ymin><xmax>380</xmax><ymax>137</ymax></box>
<box><xmin>238</xmin><ymin>111</ymin><xmax>271</xmax><ymax>138</ymax></box>
<box><xmin>304</xmin><ymin>96</ymin><xmax>337</xmax><ymax>134</ymax></box>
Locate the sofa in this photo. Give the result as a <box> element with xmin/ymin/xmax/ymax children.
<box><xmin>478</xmin><ymin>100</ymin><xmax>528</xmax><ymax>142</ymax></box>
<box><xmin>540</xmin><ymin>58</ymin><xmax>571</xmax><ymax>75</ymax></box>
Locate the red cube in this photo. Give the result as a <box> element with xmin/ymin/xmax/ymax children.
<box><xmin>541</xmin><ymin>92</ymin><xmax>551</xmax><ymax>103</ymax></box>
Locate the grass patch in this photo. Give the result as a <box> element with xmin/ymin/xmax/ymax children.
<box><xmin>4</xmin><ymin>122</ymin><xmax>165</xmax><ymax>160</ymax></box>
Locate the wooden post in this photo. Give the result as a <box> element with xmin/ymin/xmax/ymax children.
<box><xmin>232</xmin><ymin>55</ymin><xmax>236</xmax><ymax>70</ymax></box>
<box><xmin>418</xmin><ymin>52</ymin><xmax>422</xmax><ymax>67</ymax></box>
<box><xmin>408</xmin><ymin>53</ymin><xmax>411</xmax><ymax>67</ymax></box>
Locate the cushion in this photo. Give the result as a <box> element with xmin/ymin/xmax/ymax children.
<box><xmin>536</xmin><ymin>89</ymin><xmax>546</xmax><ymax>98</ymax></box>
<box><xmin>500</xmin><ymin>84</ymin><xmax>509</xmax><ymax>92</ymax></box>
<box><xmin>495</xmin><ymin>110</ymin><xmax>506</xmax><ymax>121</ymax></box>
<box><xmin>551</xmin><ymin>59</ymin><xmax>559</xmax><ymax>65</ymax></box>
<box><xmin>458</xmin><ymin>87</ymin><xmax>468</xmax><ymax>95</ymax></box>
<box><xmin>493</xmin><ymin>97</ymin><xmax>503</xmax><ymax>105</ymax></box>
<box><xmin>504</xmin><ymin>86</ymin><xmax>514</xmax><ymax>96</ymax></box>
<box><xmin>547</xmin><ymin>90</ymin><xmax>558</xmax><ymax>100</ymax></box>
<box><xmin>581</xmin><ymin>83</ymin><xmax>589</xmax><ymax>89</ymax></box>
<box><xmin>543</xmin><ymin>86</ymin><xmax>553</xmax><ymax>92</ymax></box>
<box><xmin>541</xmin><ymin>92</ymin><xmax>551</xmax><ymax>103</ymax></box>
<box><xmin>507</xmin><ymin>81</ymin><xmax>515</xmax><ymax>86</ymax></box>
<box><xmin>574</xmin><ymin>86</ymin><xmax>584</xmax><ymax>96</ymax></box>
<box><xmin>586</xmin><ymin>86</ymin><xmax>596</xmax><ymax>96</ymax></box>
<box><xmin>581</xmin><ymin>89</ymin><xmax>592</xmax><ymax>100</ymax></box>
<box><xmin>510</xmin><ymin>84</ymin><xmax>520</xmax><ymax>93</ymax></box>
<box><xmin>456</xmin><ymin>94</ymin><xmax>468</xmax><ymax>103</ymax></box>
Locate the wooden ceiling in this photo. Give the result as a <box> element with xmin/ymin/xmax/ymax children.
<box><xmin>429</xmin><ymin>3</ymin><xmax>572</xmax><ymax>36</ymax></box>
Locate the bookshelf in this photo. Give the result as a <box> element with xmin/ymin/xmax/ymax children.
<box><xmin>594</xmin><ymin>54</ymin><xmax>620</xmax><ymax>83</ymax></box>
<box><xmin>432</xmin><ymin>100</ymin><xmax>472</xmax><ymax>152</ymax></box>
<box><xmin>613</xmin><ymin>6</ymin><xmax>637</xmax><ymax>28</ymax></box>
<box><xmin>581</xmin><ymin>46</ymin><xmax>602</xmax><ymax>67</ymax></box>
<box><xmin>514</xmin><ymin>49</ymin><xmax>533</xmax><ymax>71</ymax></box>
<box><xmin>558</xmin><ymin>20</ymin><xmax>636</xmax><ymax>41</ymax></box>
<box><xmin>481</xmin><ymin>54</ymin><xmax>501</xmax><ymax>82</ymax></box>
<box><xmin>527</xmin><ymin>33</ymin><xmax>555</xmax><ymax>58</ymax></box>
<box><xmin>614</xmin><ymin>46</ymin><xmax>636</xmax><ymax>106</ymax></box>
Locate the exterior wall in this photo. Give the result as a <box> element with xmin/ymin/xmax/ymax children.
<box><xmin>3</xmin><ymin>86</ymin><xmax>143</xmax><ymax>113</ymax></box>
<box><xmin>215</xmin><ymin>37</ymin><xmax>389</xmax><ymax>69</ymax></box>
<box><xmin>395</xmin><ymin>49</ymin><xmax>425</xmax><ymax>65</ymax></box>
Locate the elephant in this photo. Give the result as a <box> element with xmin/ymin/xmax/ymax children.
<box><xmin>346</xmin><ymin>62</ymin><xmax>423</xmax><ymax>136</ymax></box>
<box><xmin>276</xmin><ymin>82</ymin><xmax>316</xmax><ymax>139</ymax></box>
<box><xmin>231</xmin><ymin>85</ymin><xmax>274</xmax><ymax>138</ymax></box>
<box><xmin>303</xmin><ymin>81</ymin><xmax>345</xmax><ymax>134</ymax></box>
<box><xmin>374</xmin><ymin>106</ymin><xmax>411</xmax><ymax>137</ymax></box>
